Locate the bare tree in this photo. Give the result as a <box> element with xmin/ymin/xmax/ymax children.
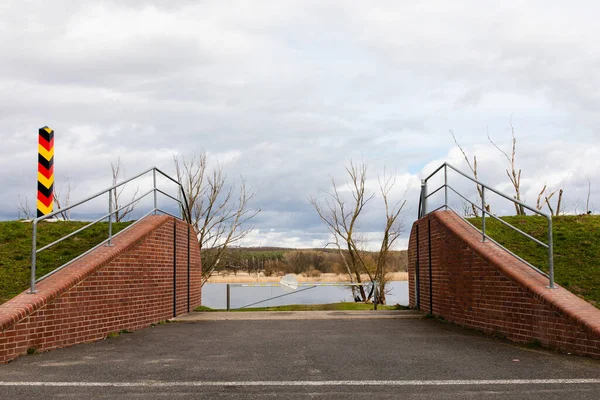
<box><xmin>545</xmin><ymin>189</ymin><xmax>563</xmax><ymax>216</ymax></box>
<box><xmin>450</xmin><ymin>130</ymin><xmax>489</xmax><ymax>216</ymax></box>
<box><xmin>174</xmin><ymin>154</ymin><xmax>260</xmax><ymax>286</ymax></box>
<box><xmin>310</xmin><ymin>160</ymin><xmax>374</xmax><ymax>301</ymax></box>
<box><xmin>488</xmin><ymin>121</ymin><xmax>525</xmax><ymax>215</ymax></box>
<box><xmin>311</xmin><ymin>160</ymin><xmax>407</xmax><ymax>304</ymax></box>
<box><xmin>535</xmin><ymin>184</ymin><xmax>547</xmax><ymax>212</ymax></box>
<box><xmin>586</xmin><ymin>176</ymin><xmax>592</xmax><ymax>214</ymax></box>
<box><xmin>110</xmin><ymin>158</ymin><xmax>139</xmax><ymax>222</ymax></box>
<box><xmin>556</xmin><ymin>188</ymin><xmax>564</xmax><ymax>216</ymax></box>
<box><xmin>535</xmin><ymin>183</ymin><xmax>563</xmax><ymax>217</ymax></box>
<box><xmin>461</xmin><ymin>201</ymin><xmax>476</xmax><ymax>217</ymax></box>
<box><xmin>374</xmin><ymin>171</ymin><xmax>407</xmax><ymax>304</ymax></box>
<box><xmin>16</xmin><ymin>195</ymin><xmax>33</xmax><ymax>220</ymax></box>
<box><xmin>53</xmin><ymin>177</ymin><xmax>72</xmax><ymax>220</ymax></box>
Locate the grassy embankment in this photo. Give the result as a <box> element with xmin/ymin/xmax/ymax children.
<box><xmin>467</xmin><ymin>214</ymin><xmax>600</xmax><ymax>308</ymax></box>
<box><xmin>195</xmin><ymin>303</ymin><xmax>408</xmax><ymax>312</ymax></box>
<box><xmin>0</xmin><ymin>220</ymin><xmax>132</xmax><ymax>304</ymax></box>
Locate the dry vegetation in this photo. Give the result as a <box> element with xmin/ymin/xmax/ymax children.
<box><xmin>208</xmin><ymin>271</ymin><xmax>408</xmax><ymax>283</ymax></box>
<box><xmin>211</xmin><ymin>247</ymin><xmax>408</xmax><ymax>284</ymax></box>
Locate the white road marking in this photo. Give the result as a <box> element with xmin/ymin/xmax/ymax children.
<box><xmin>0</xmin><ymin>379</ymin><xmax>599</xmax><ymax>387</ymax></box>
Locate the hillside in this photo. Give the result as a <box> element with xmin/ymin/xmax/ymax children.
<box><xmin>0</xmin><ymin>220</ymin><xmax>132</xmax><ymax>304</ymax></box>
<box><xmin>467</xmin><ymin>214</ymin><xmax>600</xmax><ymax>307</ymax></box>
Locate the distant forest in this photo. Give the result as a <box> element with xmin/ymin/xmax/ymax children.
<box><xmin>216</xmin><ymin>247</ymin><xmax>408</xmax><ymax>277</ymax></box>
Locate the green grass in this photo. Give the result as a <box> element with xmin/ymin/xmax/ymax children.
<box><xmin>106</xmin><ymin>329</ymin><xmax>132</xmax><ymax>338</ymax></box>
<box><xmin>467</xmin><ymin>214</ymin><xmax>600</xmax><ymax>307</ymax></box>
<box><xmin>0</xmin><ymin>220</ymin><xmax>132</xmax><ymax>304</ymax></box>
<box><xmin>194</xmin><ymin>303</ymin><xmax>408</xmax><ymax>312</ymax></box>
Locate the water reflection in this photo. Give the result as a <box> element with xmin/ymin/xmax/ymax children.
<box><xmin>202</xmin><ymin>281</ymin><xmax>409</xmax><ymax>309</ymax></box>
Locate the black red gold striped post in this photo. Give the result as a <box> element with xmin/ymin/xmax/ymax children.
<box><xmin>37</xmin><ymin>126</ymin><xmax>54</xmax><ymax>218</ymax></box>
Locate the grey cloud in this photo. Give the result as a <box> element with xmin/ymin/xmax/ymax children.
<box><xmin>1</xmin><ymin>0</ymin><xmax>599</xmax><ymax>248</ymax></box>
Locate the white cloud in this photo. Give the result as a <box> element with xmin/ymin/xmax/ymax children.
<box><xmin>1</xmin><ymin>0</ymin><xmax>599</xmax><ymax>249</ymax></box>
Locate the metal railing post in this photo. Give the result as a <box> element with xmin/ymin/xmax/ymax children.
<box><xmin>481</xmin><ymin>186</ymin><xmax>486</xmax><ymax>242</ymax></box>
<box><xmin>25</xmin><ymin>167</ymin><xmax>192</xmax><ymax>289</ymax></box>
<box><xmin>420</xmin><ymin>162</ymin><xmax>556</xmax><ymax>290</ymax></box>
<box><xmin>547</xmin><ymin>217</ymin><xmax>555</xmax><ymax>289</ymax></box>
<box><xmin>29</xmin><ymin>221</ymin><xmax>38</xmax><ymax>294</ymax></box>
<box><xmin>180</xmin><ymin>193</ymin><xmax>184</xmax><ymax>220</ymax></box>
<box><xmin>421</xmin><ymin>179</ymin><xmax>427</xmax><ymax>217</ymax></box>
<box><xmin>107</xmin><ymin>189</ymin><xmax>114</xmax><ymax>246</ymax></box>
<box><xmin>226</xmin><ymin>284</ymin><xmax>231</xmax><ymax>311</ymax></box>
<box><xmin>180</xmin><ymin>185</ymin><xmax>191</xmax><ymax>224</ymax></box>
<box><xmin>153</xmin><ymin>168</ymin><xmax>157</xmax><ymax>215</ymax></box>
<box><xmin>444</xmin><ymin>164</ymin><xmax>448</xmax><ymax>210</ymax></box>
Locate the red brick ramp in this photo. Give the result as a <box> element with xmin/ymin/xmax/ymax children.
<box><xmin>408</xmin><ymin>210</ymin><xmax>600</xmax><ymax>358</ymax></box>
<box><xmin>0</xmin><ymin>215</ymin><xmax>201</xmax><ymax>364</ymax></box>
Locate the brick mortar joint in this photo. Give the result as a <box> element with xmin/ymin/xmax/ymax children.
<box><xmin>409</xmin><ymin>210</ymin><xmax>600</xmax><ymax>339</ymax></box>
<box><xmin>0</xmin><ymin>215</ymin><xmax>175</xmax><ymax>333</ymax></box>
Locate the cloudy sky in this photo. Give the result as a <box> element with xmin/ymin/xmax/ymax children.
<box><xmin>2</xmin><ymin>1</ymin><xmax>599</xmax><ymax>249</ymax></box>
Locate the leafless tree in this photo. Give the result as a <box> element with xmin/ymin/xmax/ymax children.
<box><xmin>488</xmin><ymin>121</ymin><xmax>525</xmax><ymax>215</ymax></box>
<box><xmin>110</xmin><ymin>158</ymin><xmax>139</xmax><ymax>222</ymax></box>
<box><xmin>535</xmin><ymin>184</ymin><xmax>547</xmax><ymax>212</ymax></box>
<box><xmin>53</xmin><ymin>177</ymin><xmax>72</xmax><ymax>220</ymax></box>
<box><xmin>374</xmin><ymin>171</ymin><xmax>408</xmax><ymax>304</ymax></box>
<box><xmin>586</xmin><ymin>176</ymin><xmax>592</xmax><ymax>214</ymax></box>
<box><xmin>311</xmin><ymin>160</ymin><xmax>407</xmax><ymax>304</ymax></box>
<box><xmin>461</xmin><ymin>201</ymin><xmax>476</xmax><ymax>217</ymax></box>
<box><xmin>310</xmin><ymin>160</ymin><xmax>374</xmax><ymax>301</ymax></box>
<box><xmin>535</xmin><ymin>183</ymin><xmax>563</xmax><ymax>217</ymax></box>
<box><xmin>450</xmin><ymin>130</ymin><xmax>489</xmax><ymax>216</ymax></box>
<box><xmin>16</xmin><ymin>195</ymin><xmax>33</xmax><ymax>220</ymax></box>
<box><xmin>545</xmin><ymin>189</ymin><xmax>563</xmax><ymax>216</ymax></box>
<box><xmin>174</xmin><ymin>154</ymin><xmax>260</xmax><ymax>286</ymax></box>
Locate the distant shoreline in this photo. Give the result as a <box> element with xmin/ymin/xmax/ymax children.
<box><xmin>207</xmin><ymin>271</ymin><xmax>408</xmax><ymax>283</ymax></box>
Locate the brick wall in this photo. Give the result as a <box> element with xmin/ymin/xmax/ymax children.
<box><xmin>0</xmin><ymin>215</ymin><xmax>201</xmax><ymax>363</ymax></box>
<box><xmin>408</xmin><ymin>210</ymin><xmax>600</xmax><ymax>358</ymax></box>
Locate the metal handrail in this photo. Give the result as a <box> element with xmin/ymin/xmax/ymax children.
<box><xmin>29</xmin><ymin>167</ymin><xmax>191</xmax><ymax>294</ymax></box>
<box><xmin>419</xmin><ymin>162</ymin><xmax>555</xmax><ymax>289</ymax></box>
<box><xmin>444</xmin><ymin>184</ymin><xmax>548</xmax><ymax>247</ymax></box>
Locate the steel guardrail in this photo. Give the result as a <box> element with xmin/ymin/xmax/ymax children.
<box><xmin>29</xmin><ymin>167</ymin><xmax>190</xmax><ymax>294</ymax></box>
<box><xmin>419</xmin><ymin>162</ymin><xmax>555</xmax><ymax>289</ymax></box>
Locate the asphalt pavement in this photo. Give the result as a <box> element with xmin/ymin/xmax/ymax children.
<box><xmin>1</xmin><ymin>312</ymin><xmax>599</xmax><ymax>399</ymax></box>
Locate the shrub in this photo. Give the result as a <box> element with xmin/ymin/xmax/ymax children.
<box><xmin>309</xmin><ymin>269</ymin><xmax>322</xmax><ymax>278</ymax></box>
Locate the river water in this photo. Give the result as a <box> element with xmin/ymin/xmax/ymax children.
<box><xmin>202</xmin><ymin>281</ymin><xmax>409</xmax><ymax>309</ymax></box>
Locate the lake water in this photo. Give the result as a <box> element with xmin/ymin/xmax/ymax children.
<box><xmin>202</xmin><ymin>281</ymin><xmax>409</xmax><ymax>309</ymax></box>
